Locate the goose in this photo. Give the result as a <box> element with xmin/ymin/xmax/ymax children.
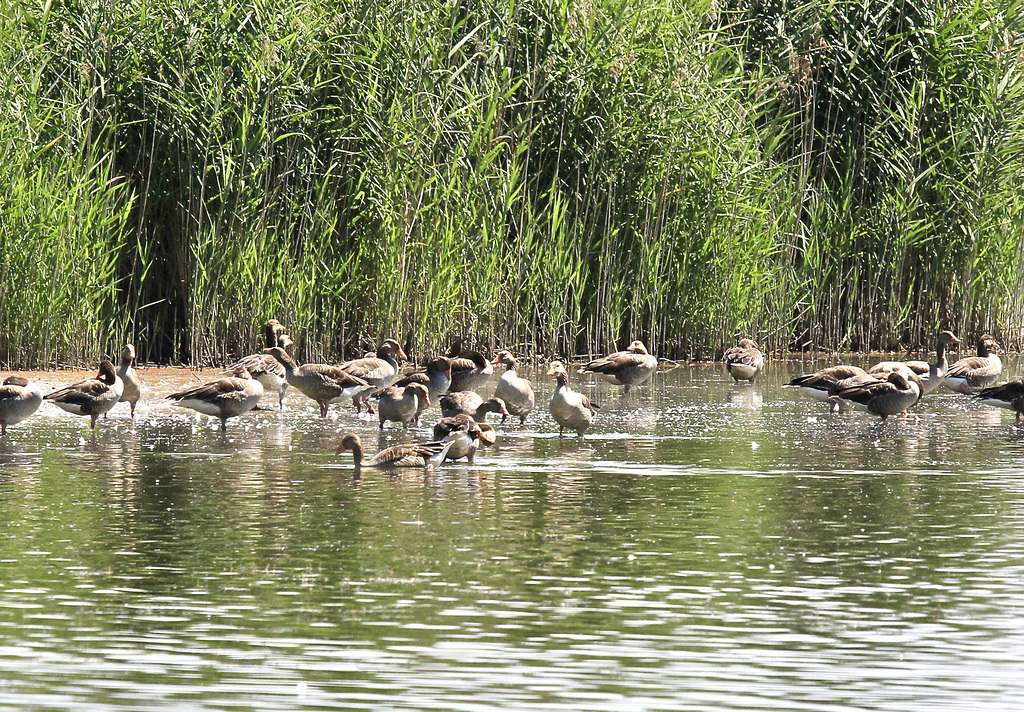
<box><xmin>439</xmin><ymin>391</ymin><xmax>509</xmax><ymax>422</ymax></box>
<box><xmin>376</xmin><ymin>383</ymin><xmax>431</xmax><ymax>429</ymax></box>
<box><xmin>830</xmin><ymin>371</ymin><xmax>921</xmax><ymax>420</ymax></box>
<box><xmin>228</xmin><ymin>320</ymin><xmax>294</xmax><ymax>409</ymax></box>
<box><xmin>392</xmin><ymin>356</ymin><xmax>452</xmax><ymax>401</ymax></box>
<box><xmin>116</xmin><ymin>344</ymin><xmax>143</xmax><ymax>418</ymax></box>
<box><xmin>0</xmin><ymin>375</ymin><xmax>43</xmax><ymax>436</ymax></box>
<box><xmin>338</xmin><ymin>339</ymin><xmax>408</xmax><ymax>413</ymax></box>
<box><xmin>723</xmin><ymin>338</ymin><xmax>764</xmax><ymax>383</ymax></box>
<box><xmin>334</xmin><ymin>432</ymin><xmax>458</xmax><ymax>472</ymax></box>
<box><xmin>942</xmin><ymin>334</ymin><xmax>1002</xmax><ymax>394</ymax></box>
<box><xmin>263</xmin><ymin>346</ymin><xmax>369</xmax><ymax>418</ymax></box>
<box><xmin>579</xmin><ymin>340</ymin><xmax>658</xmax><ymax>393</ymax></box>
<box><xmin>868</xmin><ymin>330</ymin><xmax>961</xmax><ymax>396</ymax></box>
<box><xmin>432</xmin><ymin>414</ymin><xmax>494</xmax><ymax>462</ymax></box>
<box><xmin>491</xmin><ymin>350</ymin><xmax>535</xmax><ymax>424</ymax></box>
<box><xmin>447</xmin><ymin>348</ymin><xmax>494</xmax><ymax>393</ymax></box>
<box><xmin>45</xmin><ymin>360</ymin><xmax>124</xmax><ymax>429</ymax></box>
<box><xmin>784</xmin><ymin>365</ymin><xmax>872</xmax><ymax>413</ymax></box>
<box><xmin>166</xmin><ymin>366</ymin><xmax>264</xmax><ymax>432</ymax></box>
<box><xmin>975</xmin><ymin>381</ymin><xmax>1024</xmax><ymax>423</ymax></box>
<box><xmin>548</xmin><ymin>360</ymin><xmax>599</xmax><ymax>436</ymax></box>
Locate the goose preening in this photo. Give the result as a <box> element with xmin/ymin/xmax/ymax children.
<box><xmin>439</xmin><ymin>391</ymin><xmax>509</xmax><ymax>422</ymax></box>
<box><xmin>0</xmin><ymin>375</ymin><xmax>43</xmax><ymax>437</ymax></box>
<box><xmin>432</xmin><ymin>414</ymin><xmax>494</xmax><ymax>462</ymax></box>
<box><xmin>942</xmin><ymin>334</ymin><xmax>1002</xmax><ymax>395</ymax></box>
<box><xmin>829</xmin><ymin>371</ymin><xmax>922</xmax><ymax>420</ymax></box>
<box><xmin>338</xmin><ymin>339</ymin><xmax>408</xmax><ymax>413</ymax></box>
<box><xmin>263</xmin><ymin>346</ymin><xmax>369</xmax><ymax>418</ymax></box>
<box><xmin>723</xmin><ymin>338</ymin><xmax>764</xmax><ymax>383</ymax></box>
<box><xmin>334</xmin><ymin>432</ymin><xmax>459</xmax><ymax>472</ymax></box>
<box><xmin>229</xmin><ymin>320</ymin><xmax>294</xmax><ymax>409</ymax></box>
<box><xmin>868</xmin><ymin>330</ymin><xmax>961</xmax><ymax>396</ymax></box>
<box><xmin>784</xmin><ymin>365</ymin><xmax>871</xmax><ymax>413</ymax></box>
<box><xmin>376</xmin><ymin>383</ymin><xmax>431</xmax><ymax>429</ymax></box>
<box><xmin>45</xmin><ymin>360</ymin><xmax>124</xmax><ymax>430</ymax></box>
<box><xmin>447</xmin><ymin>348</ymin><xmax>494</xmax><ymax>393</ymax></box>
<box><xmin>548</xmin><ymin>360</ymin><xmax>599</xmax><ymax>436</ymax></box>
<box><xmin>491</xmin><ymin>350</ymin><xmax>535</xmax><ymax>424</ymax></box>
<box><xmin>166</xmin><ymin>367</ymin><xmax>264</xmax><ymax>432</ymax></box>
<box><xmin>975</xmin><ymin>381</ymin><xmax>1024</xmax><ymax>423</ymax></box>
<box><xmin>579</xmin><ymin>340</ymin><xmax>658</xmax><ymax>393</ymax></box>
<box><xmin>116</xmin><ymin>345</ymin><xmax>142</xmax><ymax>418</ymax></box>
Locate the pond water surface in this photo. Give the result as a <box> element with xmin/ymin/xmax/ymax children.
<box><xmin>2</xmin><ymin>357</ymin><xmax>1024</xmax><ymax>711</ymax></box>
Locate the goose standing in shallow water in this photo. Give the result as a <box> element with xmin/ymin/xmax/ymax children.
<box><xmin>338</xmin><ymin>339</ymin><xmax>408</xmax><ymax>413</ymax></box>
<box><xmin>830</xmin><ymin>371</ymin><xmax>922</xmax><ymax>420</ymax></box>
<box><xmin>868</xmin><ymin>330</ymin><xmax>960</xmax><ymax>396</ymax></box>
<box><xmin>432</xmin><ymin>414</ymin><xmax>495</xmax><ymax>462</ymax></box>
<box><xmin>785</xmin><ymin>364</ymin><xmax>872</xmax><ymax>412</ymax></box>
<box><xmin>975</xmin><ymin>381</ymin><xmax>1024</xmax><ymax>423</ymax></box>
<box><xmin>116</xmin><ymin>344</ymin><xmax>142</xmax><ymax>418</ymax></box>
<box><xmin>942</xmin><ymin>334</ymin><xmax>1002</xmax><ymax>394</ymax></box>
<box><xmin>334</xmin><ymin>432</ymin><xmax>459</xmax><ymax>472</ymax></box>
<box><xmin>229</xmin><ymin>320</ymin><xmax>293</xmax><ymax>409</ymax></box>
<box><xmin>579</xmin><ymin>340</ymin><xmax>658</xmax><ymax>394</ymax></box>
<box><xmin>376</xmin><ymin>383</ymin><xmax>431</xmax><ymax>429</ymax></box>
<box><xmin>45</xmin><ymin>360</ymin><xmax>124</xmax><ymax>430</ymax></box>
<box><xmin>548</xmin><ymin>360</ymin><xmax>600</xmax><ymax>436</ymax></box>
<box><xmin>263</xmin><ymin>346</ymin><xmax>369</xmax><ymax>418</ymax></box>
<box><xmin>447</xmin><ymin>349</ymin><xmax>494</xmax><ymax>393</ymax></box>
<box><xmin>166</xmin><ymin>367</ymin><xmax>264</xmax><ymax>432</ymax></box>
<box><xmin>491</xmin><ymin>350</ymin><xmax>535</xmax><ymax>424</ymax></box>
<box><xmin>439</xmin><ymin>391</ymin><xmax>509</xmax><ymax>422</ymax></box>
<box><xmin>723</xmin><ymin>339</ymin><xmax>764</xmax><ymax>383</ymax></box>
<box><xmin>0</xmin><ymin>375</ymin><xmax>43</xmax><ymax>437</ymax></box>
<box><xmin>392</xmin><ymin>357</ymin><xmax>452</xmax><ymax>401</ymax></box>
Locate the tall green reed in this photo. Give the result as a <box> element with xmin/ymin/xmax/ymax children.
<box><xmin>1</xmin><ymin>0</ymin><xmax>1022</xmax><ymax>367</ymax></box>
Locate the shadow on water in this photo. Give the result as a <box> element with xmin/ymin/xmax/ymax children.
<box><xmin>1</xmin><ymin>361</ymin><xmax>1024</xmax><ymax>709</ymax></box>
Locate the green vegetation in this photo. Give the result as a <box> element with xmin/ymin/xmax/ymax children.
<box><xmin>1</xmin><ymin>0</ymin><xmax>1022</xmax><ymax>366</ymax></box>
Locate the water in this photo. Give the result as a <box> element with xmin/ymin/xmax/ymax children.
<box><xmin>2</xmin><ymin>358</ymin><xmax>1024</xmax><ymax>711</ymax></box>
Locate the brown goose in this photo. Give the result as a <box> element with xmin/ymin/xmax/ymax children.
<box><xmin>439</xmin><ymin>391</ymin><xmax>509</xmax><ymax>422</ymax></box>
<box><xmin>975</xmin><ymin>381</ymin><xmax>1024</xmax><ymax>423</ymax></box>
<box><xmin>116</xmin><ymin>344</ymin><xmax>143</xmax><ymax>418</ymax></box>
<box><xmin>723</xmin><ymin>338</ymin><xmax>764</xmax><ymax>383</ymax></box>
<box><xmin>432</xmin><ymin>414</ymin><xmax>493</xmax><ymax>462</ymax></box>
<box><xmin>45</xmin><ymin>360</ymin><xmax>124</xmax><ymax>430</ymax></box>
<box><xmin>548</xmin><ymin>360</ymin><xmax>599</xmax><ymax>436</ymax></box>
<box><xmin>491</xmin><ymin>350</ymin><xmax>535</xmax><ymax>424</ymax></box>
<box><xmin>579</xmin><ymin>340</ymin><xmax>658</xmax><ymax>393</ymax></box>
<box><xmin>166</xmin><ymin>367</ymin><xmax>264</xmax><ymax>432</ymax></box>
<box><xmin>263</xmin><ymin>346</ymin><xmax>369</xmax><ymax>418</ymax></box>
<box><xmin>0</xmin><ymin>375</ymin><xmax>43</xmax><ymax>437</ymax></box>
<box><xmin>447</xmin><ymin>349</ymin><xmax>494</xmax><ymax>393</ymax></box>
<box><xmin>376</xmin><ymin>383</ymin><xmax>431</xmax><ymax>429</ymax></box>
<box><xmin>339</xmin><ymin>339</ymin><xmax>408</xmax><ymax>413</ymax></box>
<box><xmin>392</xmin><ymin>356</ymin><xmax>452</xmax><ymax>401</ymax></box>
<box><xmin>228</xmin><ymin>320</ymin><xmax>293</xmax><ymax>409</ymax></box>
<box><xmin>334</xmin><ymin>432</ymin><xmax>458</xmax><ymax>472</ymax></box>
<box><xmin>830</xmin><ymin>371</ymin><xmax>921</xmax><ymax>420</ymax></box>
<box><xmin>784</xmin><ymin>365</ymin><xmax>871</xmax><ymax>412</ymax></box>
<box><xmin>868</xmin><ymin>330</ymin><xmax>960</xmax><ymax>396</ymax></box>
<box><xmin>942</xmin><ymin>334</ymin><xmax>1002</xmax><ymax>394</ymax></box>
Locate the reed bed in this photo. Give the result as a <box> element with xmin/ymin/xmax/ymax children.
<box><xmin>0</xmin><ymin>0</ymin><xmax>1022</xmax><ymax>367</ymax></box>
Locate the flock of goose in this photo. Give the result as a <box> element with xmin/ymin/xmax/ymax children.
<box><xmin>0</xmin><ymin>320</ymin><xmax>1021</xmax><ymax>471</ymax></box>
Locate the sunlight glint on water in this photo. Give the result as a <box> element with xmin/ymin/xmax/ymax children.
<box><xmin>0</xmin><ymin>360</ymin><xmax>1024</xmax><ymax>710</ymax></box>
